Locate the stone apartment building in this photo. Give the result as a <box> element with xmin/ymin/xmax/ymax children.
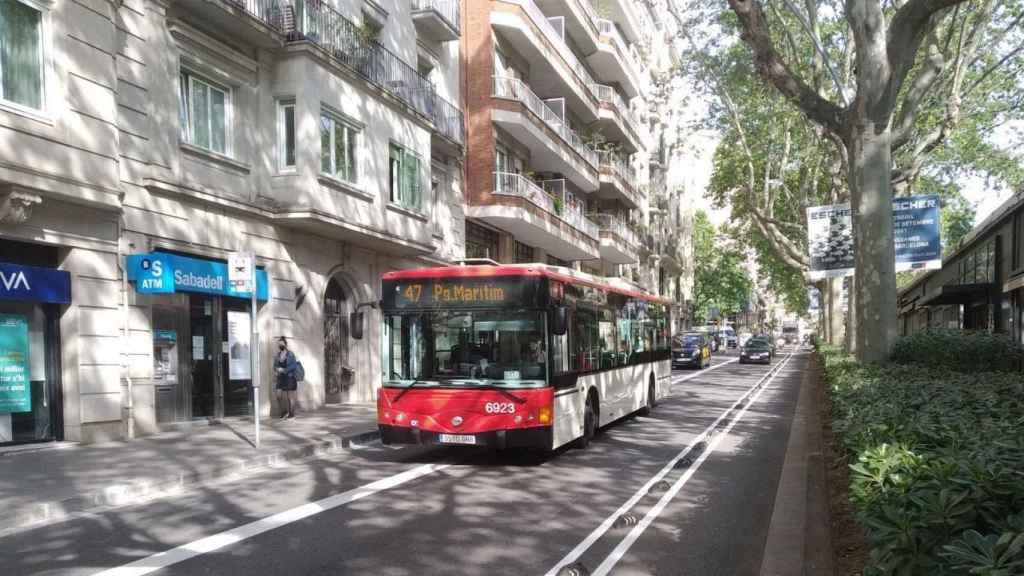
<box><xmin>0</xmin><ymin>0</ymin><xmax>464</xmax><ymax>444</ymax></box>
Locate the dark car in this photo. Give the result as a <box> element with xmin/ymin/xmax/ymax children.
<box><xmin>673</xmin><ymin>333</ymin><xmax>711</xmax><ymax>369</ymax></box>
<box><xmin>739</xmin><ymin>339</ymin><xmax>773</xmax><ymax>365</ymax></box>
<box><xmin>746</xmin><ymin>336</ymin><xmax>776</xmax><ymax>358</ymax></box>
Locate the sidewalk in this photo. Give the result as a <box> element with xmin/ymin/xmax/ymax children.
<box><xmin>1</xmin><ymin>403</ymin><xmax>379</xmax><ymax>535</ymax></box>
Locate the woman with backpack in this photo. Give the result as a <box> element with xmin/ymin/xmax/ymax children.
<box><xmin>274</xmin><ymin>336</ymin><xmax>301</xmax><ymax>419</ymax></box>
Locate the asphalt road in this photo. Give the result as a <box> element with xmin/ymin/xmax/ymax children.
<box><xmin>0</xmin><ymin>350</ymin><xmax>807</xmax><ymax>576</ymax></box>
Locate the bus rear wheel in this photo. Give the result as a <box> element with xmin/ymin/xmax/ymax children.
<box><xmin>575</xmin><ymin>394</ymin><xmax>597</xmax><ymax>450</ymax></box>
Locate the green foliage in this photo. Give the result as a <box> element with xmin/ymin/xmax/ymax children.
<box><xmin>692</xmin><ymin>211</ymin><xmax>753</xmax><ymax>322</ymax></box>
<box><xmin>820</xmin><ymin>344</ymin><xmax>1024</xmax><ymax>575</ymax></box>
<box><xmin>890</xmin><ymin>330</ymin><xmax>1023</xmax><ymax>374</ymax></box>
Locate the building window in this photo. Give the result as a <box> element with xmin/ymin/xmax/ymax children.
<box><xmin>179</xmin><ymin>71</ymin><xmax>230</xmax><ymax>155</ymax></box>
<box><xmin>389</xmin><ymin>143</ymin><xmax>421</xmax><ymax>211</ymax></box>
<box><xmin>320</xmin><ymin>110</ymin><xmax>358</xmax><ymax>183</ymax></box>
<box><xmin>466</xmin><ymin>221</ymin><xmax>499</xmax><ymax>260</ymax></box>
<box><xmin>278</xmin><ymin>100</ymin><xmax>295</xmax><ymax>170</ymax></box>
<box><xmin>547</xmin><ymin>255</ymin><xmax>570</xmax><ymax>268</ymax></box>
<box><xmin>0</xmin><ymin>0</ymin><xmax>44</xmax><ymax>111</ymax></box>
<box><xmin>514</xmin><ymin>240</ymin><xmax>534</xmax><ymax>263</ymax></box>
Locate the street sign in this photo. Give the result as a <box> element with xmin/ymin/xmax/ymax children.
<box><xmin>228</xmin><ymin>253</ymin><xmax>254</xmax><ymax>294</ymax></box>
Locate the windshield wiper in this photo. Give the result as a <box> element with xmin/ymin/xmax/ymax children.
<box><xmin>392</xmin><ymin>380</ymin><xmax>430</xmax><ymax>403</ymax></box>
<box><xmin>473</xmin><ymin>383</ymin><xmax>528</xmax><ymax>404</ymax></box>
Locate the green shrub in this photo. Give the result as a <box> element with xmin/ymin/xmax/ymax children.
<box><xmin>890</xmin><ymin>330</ymin><xmax>1023</xmax><ymax>373</ymax></box>
<box><xmin>822</xmin><ymin>346</ymin><xmax>1024</xmax><ymax>575</ymax></box>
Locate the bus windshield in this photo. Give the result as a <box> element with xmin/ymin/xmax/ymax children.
<box><xmin>384</xmin><ymin>309</ymin><xmax>547</xmax><ymax>388</ymax></box>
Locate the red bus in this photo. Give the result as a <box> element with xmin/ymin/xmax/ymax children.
<box><xmin>376</xmin><ymin>264</ymin><xmax>672</xmax><ymax>451</ymax></box>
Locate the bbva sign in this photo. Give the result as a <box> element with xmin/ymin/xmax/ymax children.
<box><xmin>0</xmin><ymin>262</ymin><xmax>71</xmax><ymax>304</ymax></box>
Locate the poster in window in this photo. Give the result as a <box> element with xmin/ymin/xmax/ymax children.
<box><xmin>0</xmin><ymin>314</ymin><xmax>31</xmax><ymax>414</ymax></box>
<box><xmin>227</xmin><ymin>311</ymin><xmax>251</xmax><ymax>381</ymax></box>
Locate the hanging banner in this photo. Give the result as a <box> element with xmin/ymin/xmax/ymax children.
<box><xmin>226</xmin><ymin>311</ymin><xmax>251</xmax><ymax>381</ymax></box>
<box><xmin>807</xmin><ymin>203</ymin><xmax>854</xmax><ymax>280</ymax></box>
<box><xmin>0</xmin><ymin>314</ymin><xmax>31</xmax><ymax>414</ymax></box>
<box><xmin>894</xmin><ymin>195</ymin><xmax>942</xmax><ymax>271</ymax></box>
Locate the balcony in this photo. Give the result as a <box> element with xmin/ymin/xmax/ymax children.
<box><xmin>535</xmin><ymin>0</ymin><xmax>601</xmax><ymax>54</ymax></box>
<box><xmin>492</xmin><ymin>0</ymin><xmax>600</xmax><ymax>121</ymax></box>
<box><xmin>172</xmin><ymin>0</ymin><xmax>285</xmax><ymax>47</ymax></box>
<box><xmin>589</xmin><ymin>18</ymin><xmax>641</xmax><ymax>98</ymax></box>
<box><xmin>286</xmin><ymin>0</ymin><xmax>435</xmax><ymax>120</ymax></box>
<box><xmin>590</xmin><ymin>213</ymin><xmax>639</xmax><ymax>264</ymax></box>
<box><xmin>594</xmin><ymin>84</ymin><xmax>642</xmax><ymax>152</ymax></box>
<box><xmin>467</xmin><ymin>172</ymin><xmax>600</xmax><ymax>261</ymax></box>
<box><xmin>596</xmin><ymin>151</ymin><xmax>639</xmax><ymax>208</ymax></box>
<box><xmin>492</xmin><ymin>76</ymin><xmax>599</xmax><ymax>191</ymax></box>
<box><xmin>412</xmin><ymin>0</ymin><xmax>460</xmax><ymax>43</ymax></box>
<box><xmin>591</xmin><ymin>0</ymin><xmax>641</xmax><ymax>44</ymax></box>
<box><xmin>432</xmin><ymin>93</ymin><xmax>464</xmax><ymax>149</ymax></box>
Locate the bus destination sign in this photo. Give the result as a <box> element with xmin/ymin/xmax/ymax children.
<box><xmin>385</xmin><ymin>278</ymin><xmax>532</xmax><ymax>309</ymax></box>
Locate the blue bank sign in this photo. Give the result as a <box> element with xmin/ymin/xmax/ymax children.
<box><xmin>894</xmin><ymin>195</ymin><xmax>942</xmax><ymax>271</ymax></box>
<box><xmin>127</xmin><ymin>252</ymin><xmax>269</xmax><ymax>300</ymax></box>
<box><xmin>0</xmin><ymin>262</ymin><xmax>72</xmax><ymax>304</ymax></box>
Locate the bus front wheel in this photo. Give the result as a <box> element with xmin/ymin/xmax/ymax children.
<box><xmin>575</xmin><ymin>394</ymin><xmax>597</xmax><ymax>450</ymax></box>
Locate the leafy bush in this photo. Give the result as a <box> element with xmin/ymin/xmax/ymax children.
<box><xmin>820</xmin><ymin>345</ymin><xmax>1024</xmax><ymax>575</ymax></box>
<box><xmin>890</xmin><ymin>330</ymin><xmax>1023</xmax><ymax>373</ymax></box>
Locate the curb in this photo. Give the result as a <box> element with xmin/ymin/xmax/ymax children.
<box><xmin>759</xmin><ymin>353</ymin><xmax>834</xmax><ymax>576</ymax></box>
<box><xmin>7</xmin><ymin>428</ymin><xmax>380</xmax><ymax>535</ymax></box>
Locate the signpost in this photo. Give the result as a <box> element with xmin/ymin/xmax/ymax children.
<box><xmin>228</xmin><ymin>253</ymin><xmax>259</xmax><ymax>448</ymax></box>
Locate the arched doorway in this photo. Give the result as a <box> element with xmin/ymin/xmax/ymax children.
<box><xmin>323</xmin><ymin>277</ymin><xmax>352</xmax><ymax>404</ymax></box>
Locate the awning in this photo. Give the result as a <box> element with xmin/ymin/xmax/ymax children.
<box><xmin>1005</xmin><ymin>273</ymin><xmax>1024</xmax><ymax>293</ymax></box>
<box><xmin>919</xmin><ymin>283</ymin><xmax>994</xmax><ymax>307</ymax></box>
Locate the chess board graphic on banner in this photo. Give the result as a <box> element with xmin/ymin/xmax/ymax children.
<box><xmin>807</xmin><ymin>203</ymin><xmax>854</xmax><ymax>280</ymax></box>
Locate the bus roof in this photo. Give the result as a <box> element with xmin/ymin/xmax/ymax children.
<box><xmin>383</xmin><ymin>264</ymin><xmax>672</xmax><ymax>304</ymax></box>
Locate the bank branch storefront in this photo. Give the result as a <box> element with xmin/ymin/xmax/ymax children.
<box><xmin>0</xmin><ymin>257</ymin><xmax>71</xmax><ymax>446</ymax></box>
<box><xmin>127</xmin><ymin>252</ymin><xmax>269</xmax><ymax>424</ymax></box>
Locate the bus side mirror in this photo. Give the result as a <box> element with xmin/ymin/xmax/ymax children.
<box><xmin>350</xmin><ymin>311</ymin><xmax>364</xmax><ymax>340</ymax></box>
<box><xmin>552</xmin><ymin>306</ymin><xmax>567</xmax><ymax>336</ymax></box>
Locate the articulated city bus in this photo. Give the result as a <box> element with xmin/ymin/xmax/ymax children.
<box><xmin>376</xmin><ymin>264</ymin><xmax>673</xmax><ymax>451</ymax></box>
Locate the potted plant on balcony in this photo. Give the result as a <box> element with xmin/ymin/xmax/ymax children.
<box><xmin>553</xmin><ymin>196</ymin><xmax>564</xmax><ymax>216</ymax></box>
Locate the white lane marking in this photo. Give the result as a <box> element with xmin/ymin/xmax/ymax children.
<box><xmin>544</xmin><ymin>355</ymin><xmax>788</xmax><ymax>576</ymax></box>
<box><xmin>92</xmin><ymin>462</ymin><xmax>450</xmax><ymax>576</ymax></box>
<box><xmin>670</xmin><ymin>357</ymin><xmax>738</xmax><ymax>385</ymax></box>
<box><xmin>591</xmin><ymin>354</ymin><xmax>797</xmax><ymax>576</ymax></box>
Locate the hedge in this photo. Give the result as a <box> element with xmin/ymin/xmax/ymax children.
<box><xmin>821</xmin><ymin>341</ymin><xmax>1024</xmax><ymax>575</ymax></box>
<box><xmin>889</xmin><ymin>330</ymin><xmax>1023</xmax><ymax>374</ymax></box>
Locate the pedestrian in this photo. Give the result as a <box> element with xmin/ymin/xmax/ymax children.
<box><xmin>274</xmin><ymin>336</ymin><xmax>299</xmax><ymax>419</ymax></box>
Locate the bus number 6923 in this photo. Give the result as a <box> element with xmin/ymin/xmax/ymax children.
<box><xmin>484</xmin><ymin>402</ymin><xmax>516</xmax><ymax>414</ymax></box>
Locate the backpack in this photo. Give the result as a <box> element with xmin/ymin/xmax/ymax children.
<box><xmin>294</xmin><ymin>360</ymin><xmax>305</xmax><ymax>383</ymax></box>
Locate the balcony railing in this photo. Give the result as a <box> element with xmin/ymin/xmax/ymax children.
<box><xmin>223</xmin><ymin>0</ymin><xmax>284</xmax><ymax>28</ymax></box>
<box><xmin>590</xmin><ymin>212</ymin><xmax>638</xmax><ymax>248</ymax></box>
<box><xmin>432</xmin><ymin>93</ymin><xmax>464</xmax><ymax>145</ymax></box>
<box><xmin>288</xmin><ymin>0</ymin><xmax>435</xmax><ymax>119</ymax></box>
<box><xmin>508</xmin><ymin>0</ymin><xmax>601</xmax><ymax>103</ymax></box>
<box><xmin>594</xmin><ymin>84</ymin><xmax>639</xmax><ymax>131</ymax></box>
<box><xmin>411</xmin><ymin>0</ymin><xmax>461</xmax><ymax>34</ymax></box>
<box><xmin>493</xmin><ymin>76</ymin><xmax>599</xmax><ymax>168</ymax></box>
<box><xmin>596</xmin><ymin>18</ymin><xmax>638</xmax><ymax>72</ymax></box>
<box><xmin>494</xmin><ymin>172</ymin><xmax>599</xmax><ymax>239</ymax></box>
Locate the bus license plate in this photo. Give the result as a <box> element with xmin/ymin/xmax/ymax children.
<box><xmin>438</xmin><ymin>434</ymin><xmax>476</xmax><ymax>445</ymax></box>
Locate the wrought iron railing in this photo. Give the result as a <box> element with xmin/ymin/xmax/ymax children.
<box><xmin>494</xmin><ymin>172</ymin><xmax>598</xmax><ymax>239</ymax></box>
<box><xmin>411</xmin><ymin>0</ymin><xmax>461</xmax><ymax>34</ymax></box>
<box><xmin>287</xmin><ymin>0</ymin><xmax>436</xmax><ymax>119</ymax></box>
<box><xmin>493</xmin><ymin>76</ymin><xmax>599</xmax><ymax>168</ymax></box>
<box><xmin>225</xmin><ymin>0</ymin><xmax>285</xmax><ymax>28</ymax></box>
<box><xmin>598</xmin><ymin>150</ymin><xmax>638</xmax><ymax>203</ymax></box>
<box><xmin>432</xmin><ymin>93</ymin><xmax>464</xmax><ymax>145</ymax></box>
<box><xmin>589</xmin><ymin>212</ymin><xmax>638</xmax><ymax>248</ymax></box>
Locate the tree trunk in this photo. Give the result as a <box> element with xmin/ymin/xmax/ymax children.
<box><xmin>848</xmin><ymin>122</ymin><xmax>898</xmax><ymax>362</ymax></box>
<box><xmin>846</xmin><ymin>277</ymin><xmax>857</xmax><ymax>355</ymax></box>
<box><xmin>826</xmin><ymin>277</ymin><xmax>845</xmax><ymax>345</ymax></box>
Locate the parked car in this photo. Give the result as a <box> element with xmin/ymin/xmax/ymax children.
<box><xmin>673</xmin><ymin>332</ymin><xmax>711</xmax><ymax>369</ymax></box>
<box><xmin>739</xmin><ymin>339</ymin><xmax>773</xmax><ymax>364</ymax></box>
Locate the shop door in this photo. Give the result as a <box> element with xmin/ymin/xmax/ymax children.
<box><xmin>0</xmin><ymin>302</ymin><xmax>62</xmax><ymax>445</ymax></box>
<box><xmin>189</xmin><ymin>295</ymin><xmax>218</xmax><ymax>419</ymax></box>
<box><xmin>324</xmin><ymin>278</ymin><xmax>351</xmax><ymax>404</ymax></box>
